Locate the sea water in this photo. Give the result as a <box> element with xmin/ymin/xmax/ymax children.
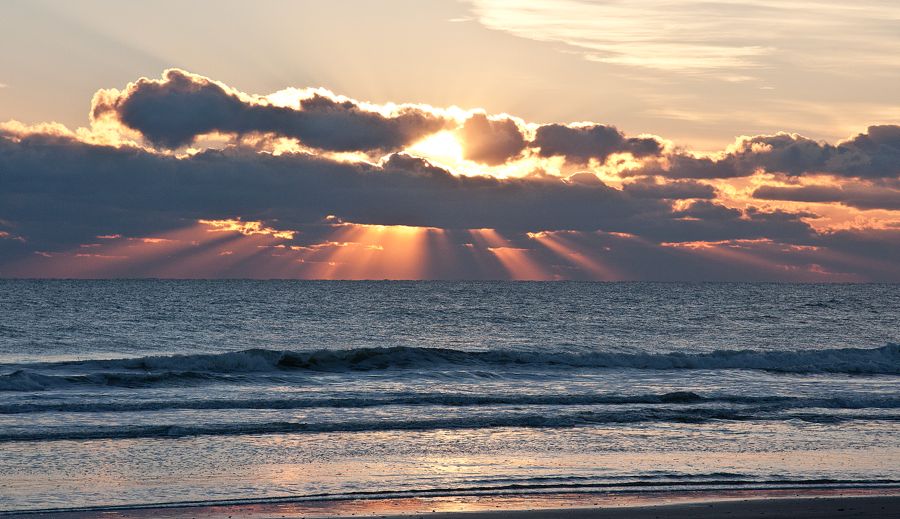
<box><xmin>0</xmin><ymin>281</ymin><xmax>897</xmax><ymax>512</ymax></box>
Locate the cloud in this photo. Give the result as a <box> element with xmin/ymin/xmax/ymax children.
<box><xmin>531</xmin><ymin>123</ymin><xmax>663</xmax><ymax>164</ymax></box>
<box><xmin>0</xmin><ymin>132</ymin><xmax>822</xmax><ymax>253</ymax></box>
<box><xmin>81</xmin><ymin>70</ymin><xmax>900</xmax><ymax>181</ymax></box>
<box><xmin>458</xmin><ymin>113</ymin><xmax>526</xmax><ymax>165</ymax></box>
<box><xmin>645</xmin><ymin>200</ymin><xmax>816</xmax><ymax>244</ymax></box>
<box><xmin>647</xmin><ymin>127</ymin><xmax>900</xmax><ymax>179</ymax></box>
<box><xmin>466</xmin><ymin>0</ymin><xmax>900</xmax><ymax>80</ymax></box>
<box><xmin>2</xmin><ymin>70</ymin><xmax>899</xmax><ymax>280</ymax></box>
<box><xmin>644</xmin><ymin>154</ymin><xmax>741</xmax><ymax>179</ymax></box>
<box><xmin>621</xmin><ymin>178</ymin><xmax>716</xmax><ymax>199</ymax></box>
<box><xmin>91</xmin><ymin>69</ymin><xmax>450</xmax><ymax>151</ymax></box>
<box><xmin>753</xmin><ymin>184</ymin><xmax>900</xmax><ymax>210</ymax></box>
<box><xmin>728</xmin><ymin>131</ymin><xmax>900</xmax><ymax>178</ymax></box>
<box><xmin>466</xmin><ymin>0</ymin><xmax>772</xmax><ymax>74</ymax></box>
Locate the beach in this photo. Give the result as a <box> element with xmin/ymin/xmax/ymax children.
<box><xmin>1</xmin><ymin>281</ymin><xmax>897</xmax><ymax>515</ymax></box>
<box><xmin>3</xmin><ymin>2</ymin><xmax>900</xmax><ymax>515</ymax></box>
<box><xmin>6</xmin><ymin>492</ymin><xmax>899</xmax><ymax>518</ymax></box>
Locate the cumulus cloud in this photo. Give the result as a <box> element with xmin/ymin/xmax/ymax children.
<box><xmin>91</xmin><ymin>69</ymin><xmax>450</xmax><ymax>152</ymax></box>
<box><xmin>531</xmin><ymin>123</ymin><xmax>664</xmax><ymax>164</ymax></box>
<box><xmin>647</xmin><ymin>127</ymin><xmax>900</xmax><ymax>179</ymax></box>
<box><xmin>82</xmin><ymin>70</ymin><xmax>900</xmax><ymax>181</ymax></box>
<box><xmin>458</xmin><ymin>113</ymin><xmax>526</xmax><ymax>165</ymax></box>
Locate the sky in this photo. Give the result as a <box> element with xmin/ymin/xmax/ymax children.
<box><xmin>1</xmin><ymin>0</ymin><xmax>899</xmax><ymax>280</ymax></box>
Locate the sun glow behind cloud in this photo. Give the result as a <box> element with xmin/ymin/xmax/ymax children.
<box><xmin>2</xmin><ymin>68</ymin><xmax>899</xmax><ymax>281</ymax></box>
<box><xmin>407</xmin><ymin>132</ymin><xmax>466</xmax><ymax>167</ymax></box>
<box><xmin>406</xmin><ymin>129</ymin><xmax>552</xmax><ymax>179</ymax></box>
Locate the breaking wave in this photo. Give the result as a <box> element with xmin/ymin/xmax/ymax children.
<box><xmin>0</xmin><ymin>343</ymin><xmax>897</xmax><ymax>391</ymax></box>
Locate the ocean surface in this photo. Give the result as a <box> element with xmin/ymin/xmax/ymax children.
<box><xmin>0</xmin><ymin>280</ymin><xmax>898</xmax><ymax>513</ymax></box>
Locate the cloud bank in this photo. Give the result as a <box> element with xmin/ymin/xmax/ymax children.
<box><xmin>1</xmin><ymin>70</ymin><xmax>898</xmax><ymax>280</ymax></box>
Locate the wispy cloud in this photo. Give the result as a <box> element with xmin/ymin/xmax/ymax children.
<box><xmin>466</xmin><ymin>0</ymin><xmax>900</xmax><ymax>77</ymax></box>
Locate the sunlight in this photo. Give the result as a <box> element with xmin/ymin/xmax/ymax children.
<box><xmin>660</xmin><ymin>239</ymin><xmax>827</xmax><ymax>280</ymax></box>
<box><xmin>295</xmin><ymin>222</ymin><xmax>441</xmax><ymax>279</ymax></box>
<box><xmin>487</xmin><ymin>246</ymin><xmax>553</xmax><ymax>280</ymax></box>
<box><xmin>407</xmin><ymin>131</ymin><xmax>466</xmax><ymax>166</ymax></box>
<box><xmin>199</xmin><ymin>218</ymin><xmax>296</xmax><ymax>239</ymax></box>
<box><xmin>406</xmin><ymin>130</ymin><xmax>558</xmax><ymax>179</ymax></box>
<box><xmin>530</xmin><ymin>231</ymin><xmax>620</xmax><ymax>280</ymax></box>
<box><xmin>467</xmin><ymin>228</ymin><xmax>552</xmax><ymax>280</ymax></box>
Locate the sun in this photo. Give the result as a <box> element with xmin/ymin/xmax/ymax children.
<box><xmin>405</xmin><ymin>130</ymin><xmax>532</xmax><ymax>178</ymax></box>
<box><xmin>404</xmin><ymin>126</ymin><xmax>557</xmax><ymax>180</ymax></box>
<box><xmin>406</xmin><ymin>131</ymin><xmax>466</xmax><ymax>167</ymax></box>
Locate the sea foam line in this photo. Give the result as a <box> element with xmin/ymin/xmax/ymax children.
<box><xmin>2</xmin><ymin>408</ymin><xmax>897</xmax><ymax>442</ymax></box>
<box><xmin>1</xmin><ymin>392</ymin><xmax>898</xmax><ymax>413</ymax></box>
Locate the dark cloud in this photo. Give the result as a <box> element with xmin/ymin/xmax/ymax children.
<box><xmin>672</xmin><ymin>200</ymin><xmax>741</xmax><ymax>220</ymax></box>
<box><xmin>531</xmin><ymin>124</ymin><xmax>664</xmax><ymax>164</ymax></box>
<box><xmin>88</xmin><ymin>70</ymin><xmax>900</xmax><ymax>180</ymax></box>
<box><xmin>92</xmin><ymin>69</ymin><xmax>449</xmax><ymax>151</ymax></box>
<box><xmin>565</xmin><ymin>172</ymin><xmax>607</xmax><ymax>186</ymax></box>
<box><xmin>0</xmin><ymin>133</ymin><xmax>646</xmax><ymax>252</ymax></box>
<box><xmin>731</xmin><ymin>134</ymin><xmax>835</xmax><ymax>176</ymax></box>
<box><xmin>622</xmin><ymin>178</ymin><xmax>716</xmax><ymax>199</ymax></box>
<box><xmin>753</xmin><ymin>184</ymin><xmax>900</xmax><ymax>210</ymax></box>
<box><xmin>0</xmin><ymin>133</ymin><xmax>820</xmax><ymax>256</ymax></box>
<box><xmin>644</xmin><ymin>154</ymin><xmax>742</xmax><ymax>179</ymax></box>
<box><xmin>832</xmin><ymin>125</ymin><xmax>900</xmax><ymax>178</ymax></box>
<box><xmin>634</xmin><ymin>200</ymin><xmax>817</xmax><ymax>244</ymax></box>
<box><xmin>522</xmin><ymin>230</ymin><xmax>898</xmax><ymax>282</ymax></box>
<box><xmin>2</xmin><ymin>128</ymin><xmax>897</xmax><ymax>280</ymax></box>
<box><xmin>458</xmin><ymin>113</ymin><xmax>526</xmax><ymax>165</ymax></box>
<box><xmin>2</xmin><ymin>70</ymin><xmax>899</xmax><ymax>279</ymax></box>
<box><xmin>813</xmin><ymin>228</ymin><xmax>900</xmax><ymax>273</ymax></box>
<box><xmin>648</xmin><ymin>126</ymin><xmax>900</xmax><ymax>179</ymax></box>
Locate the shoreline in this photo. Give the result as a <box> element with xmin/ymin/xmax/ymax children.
<box><xmin>5</xmin><ymin>487</ymin><xmax>899</xmax><ymax>518</ymax></box>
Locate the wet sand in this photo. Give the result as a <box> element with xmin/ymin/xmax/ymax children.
<box><xmin>370</xmin><ymin>496</ymin><xmax>900</xmax><ymax>519</ymax></box>
<box><xmin>6</xmin><ymin>489</ymin><xmax>899</xmax><ymax>519</ymax></box>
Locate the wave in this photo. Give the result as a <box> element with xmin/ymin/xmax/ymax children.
<box><xmin>2</xmin><ymin>408</ymin><xmax>897</xmax><ymax>442</ymax></box>
<box><xmin>0</xmin><ymin>369</ymin><xmax>230</xmax><ymax>392</ymax></box>
<box><xmin>1</xmin><ymin>344</ymin><xmax>897</xmax><ymax>392</ymax></box>
<box><xmin>1</xmin><ymin>392</ymin><xmax>898</xmax><ymax>414</ymax></box>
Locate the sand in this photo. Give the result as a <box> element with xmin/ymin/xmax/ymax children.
<box><xmin>373</xmin><ymin>496</ymin><xmax>900</xmax><ymax>519</ymax></box>
<box><xmin>5</xmin><ymin>492</ymin><xmax>899</xmax><ymax>519</ymax></box>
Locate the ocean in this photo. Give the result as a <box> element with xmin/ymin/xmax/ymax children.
<box><xmin>0</xmin><ymin>281</ymin><xmax>898</xmax><ymax>513</ymax></box>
